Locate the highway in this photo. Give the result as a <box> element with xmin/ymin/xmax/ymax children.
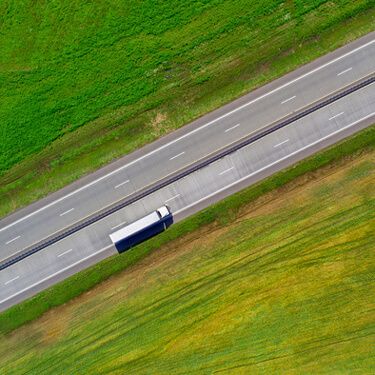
<box><xmin>0</xmin><ymin>32</ymin><xmax>374</xmax><ymax>311</ymax></box>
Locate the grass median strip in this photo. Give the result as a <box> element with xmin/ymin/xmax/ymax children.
<box><xmin>0</xmin><ymin>124</ymin><xmax>374</xmax><ymax>336</ymax></box>
<box><xmin>0</xmin><ymin>1</ymin><xmax>374</xmax><ymax>218</ymax></box>
<box><xmin>0</xmin><ymin>126</ymin><xmax>374</xmax><ymax>373</ymax></box>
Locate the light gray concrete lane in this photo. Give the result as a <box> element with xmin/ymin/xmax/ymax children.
<box><xmin>0</xmin><ymin>83</ymin><xmax>373</xmax><ymax>311</ymax></box>
<box><xmin>1</xmin><ymin>34</ymin><xmax>374</xmax><ymax>262</ymax></box>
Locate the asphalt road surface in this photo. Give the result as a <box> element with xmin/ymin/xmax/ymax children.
<box><xmin>0</xmin><ymin>32</ymin><xmax>374</xmax><ymax>311</ymax></box>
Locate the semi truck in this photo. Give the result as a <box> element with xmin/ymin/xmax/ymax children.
<box><xmin>109</xmin><ymin>206</ymin><xmax>173</xmax><ymax>253</ymax></box>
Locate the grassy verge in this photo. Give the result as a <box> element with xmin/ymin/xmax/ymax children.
<box><xmin>0</xmin><ymin>128</ymin><xmax>374</xmax><ymax>373</ymax></box>
<box><xmin>0</xmin><ymin>124</ymin><xmax>374</xmax><ymax>336</ymax></box>
<box><xmin>0</xmin><ymin>1</ymin><xmax>374</xmax><ymax>218</ymax></box>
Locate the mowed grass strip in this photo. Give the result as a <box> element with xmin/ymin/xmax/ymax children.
<box><xmin>0</xmin><ymin>125</ymin><xmax>374</xmax><ymax>336</ymax></box>
<box><xmin>0</xmin><ymin>130</ymin><xmax>374</xmax><ymax>374</ymax></box>
<box><xmin>0</xmin><ymin>0</ymin><xmax>374</xmax><ymax>217</ymax></box>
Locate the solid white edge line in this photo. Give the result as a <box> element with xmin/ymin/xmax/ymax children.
<box><xmin>4</xmin><ymin>276</ymin><xmax>19</xmax><ymax>285</ymax></box>
<box><xmin>0</xmin><ymin>245</ymin><xmax>113</xmax><ymax>305</ymax></box>
<box><xmin>175</xmin><ymin>112</ymin><xmax>375</xmax><ymax>216</ymax></box>
<box><xmin>281</xmin><ymin>95</ymin><xmax>296</xmax><ymax>104</ymax></box>
<box><xmin>1</xmin><ymin>38</ymin><xmax>373</xmax><ymax>233</ymax></box>
<box><xmin>57</xmin><ymin>249</ymin><xmax>73</xmax><ymax>258</ymax></box>
<box><xmin>59</xmin><ymin>208</ymin><xmax>75</xmax><ymax>217</ymax></box>
<box><xmin>5</xmin><ymin>235</ymin><xmax>21</xmax><ymax>245</ymax></box>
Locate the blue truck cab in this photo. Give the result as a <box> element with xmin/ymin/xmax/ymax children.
<box><xmin>109</xmin><ymin>206</ymin><xmax>173</xmax><ymax>253</ymax></box>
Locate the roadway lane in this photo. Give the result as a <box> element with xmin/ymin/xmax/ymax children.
<box><xmin>1</xmin><ymin>81</ymin><xmax>373</xmax><ymax>311</ymax></box>
<box><xmin>1</xmin><ymin>32</ymin><xmax>374</xmax><ymax>262</ymax></box>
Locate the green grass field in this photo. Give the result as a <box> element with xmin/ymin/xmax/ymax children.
<box><xmin>0</xmin><ymin>0</ymin><xmax>374</xmax><ymax>217</ymax></box>
<box><xmin>0</xmin><ymin>132</ymin><xmax>374</xmax><ymax>373</ymax></box>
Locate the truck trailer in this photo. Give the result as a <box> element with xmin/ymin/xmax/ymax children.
<box><xmin>109</xmin><ymin>206</ymin><xmax>173</xmax><ymax>253</ymax></box>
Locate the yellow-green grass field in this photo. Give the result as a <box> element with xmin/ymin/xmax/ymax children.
<box><xmin>1</xmin><ymin>139</ymin><xmax>374</xmax><ymax>374</ymax></box>
<box><xmin>0</xmin><ymin>0</ymin><xmax>374</xmax><ymax>218</ymax></box>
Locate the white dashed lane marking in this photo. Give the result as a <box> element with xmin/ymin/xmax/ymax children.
<box><xmin>57</xmin><ymin>249</ymin><xmax>73</xmax><ymax>258</ymax></box>
<box><xmin>329</xmin><ymin>112</ymin><xmax>344</xmax><ymax>121</ymax></box>
<box><xmin>111</xmin><ymin>221</ymin><xmax>128</xmax><ymax>230</ymax></box>
<box><xmin>281</xmin><ymin>95</ymin><xmax>296</xmax><ymax>104</ymax></box>
<box><xmin>114</xmin><ymin>180</ymin><xmax>130</xmax><ymax>189</ymax></box>
<box><xmin>165</xmin><ymin>194</ymin><xmax>181</xmax><ymax>203</ymax></box>
<box><xmin>5</xmin><ymin>276</ymin><xmax>19</xmax><ymax>285</ymax></box>
<box><xmin>169</xmin><ymin>152</ymin><xmax>185</xmax><ymax>161</ymax></box>
<box><xmin>59</xmin><ymin>208</ymin><xmax>75</xmax><ymax>217</ymax></box>
<box><xmin>274</xmin><ymin>139</ymin><xmax>289</xmax><ymax>148</ymax></box>
<box><xmin>219</xmin><ymin>167</ymin><xmax>234</xmax><ymax>176</ymax></box>
<box><xmin>225</xmin><ymin>123</ymin><xmax>240</xmax><ymax>133</ymax></box>
<box><xmin>337</xmin><ymin>67</ymin><xmax>352</xmax><ymax>76</ymax></box>
<box><xmin>5</xmin><ymin>236</ymin><xmax>20</xmax><ymax>245</ymax></box>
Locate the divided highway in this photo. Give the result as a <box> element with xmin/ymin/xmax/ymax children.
<box><xmin>0</xmin><ymin>32</ymin><xmax>374</xmax><ymax>311</ymax></box>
